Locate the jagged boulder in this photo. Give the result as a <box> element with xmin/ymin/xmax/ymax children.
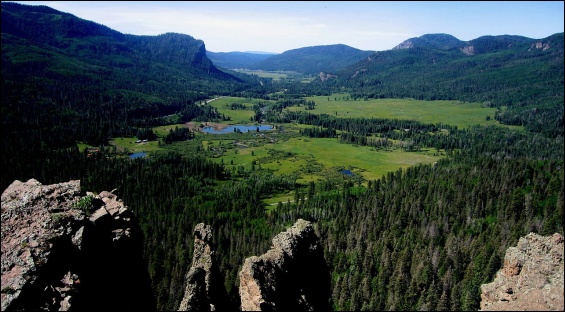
<box><xmin>1</xmin><ymin>179</ymin><xmax>154</xmax><ymax>311</ymax></box>
<box><xmin>239</xmin><ymin>219</ymin><xmax>331</xmax><ymax>311</ymax></box>
<box><xmin>480</xmin><ymin>232</ymin><xmax>564</xmax><ymax>311</ymax></box>
<box><xmin>178</xmin><ymin>223</ymin><xmax>232</xmax><ymax>311</ymax></box>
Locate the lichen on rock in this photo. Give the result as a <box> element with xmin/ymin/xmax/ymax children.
<box><xmin>480</xmin><ymin>232</ymin><xmax>564</xmax><ymax>311</ymax></box>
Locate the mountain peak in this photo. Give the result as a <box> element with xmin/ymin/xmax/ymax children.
<box><xmin>393</xmin><ymin>33</ymin><xmax>464</xmax><ymax>50</ymax></box>
<box><xmin>250</xmin><ymin>44</ymin><xmax>375</xmax><ymax>74</ymax></box>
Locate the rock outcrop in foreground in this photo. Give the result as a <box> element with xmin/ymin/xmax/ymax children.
<box><xmin>1</xmin><ymin>179</ymin><xmax>154</xmax><ymax>311</ymax></box>
<box><xmin>238</xmin><ymin>219</ymin><xmax>331</xmax><ymax>311</ymax></box>
<box><xmin>480</xmin><ymin>232</ymin><xmax>564</xmax><ymax>311</ymax></box>
<box><xmin>178</xmin><ymin>223</ymin><xmax>232</xmax><ymax>311</ymax></box>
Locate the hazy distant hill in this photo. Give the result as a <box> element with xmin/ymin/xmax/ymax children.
<box><xmin>249</xmin><ymin>44</ymin><xmax>375</xmax><ymax>74</ymax></box>
<box><xmin>328</xmin><ymin>33</ymin><xmax>564</xmax><ymax>137</ymax></box>
<box><xmin>206</xmin><ymin>51</ymin><xmax>278</xmax><ymax>69</ymax></box>
<box><xmin>392</xmin><ymin>33</ymin><xmax>538</xmax><ymax>55</ymax></box>
<box><xmin>392</xmin><ymin>33</ymin><xmax>467</xmax><ymax>50</ymax></box>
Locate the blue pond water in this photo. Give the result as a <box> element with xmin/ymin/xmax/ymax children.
<box><xmin>129</xmin><ymin>152</ymin><xmax>147</xmax><ymax>159</ymax></box>
<box><xmin>202</xmin><ymin>125</ymin><xmax>273</xmax><ymax>134</ymax></box>
<box><xmin>341</xmin><ymin>169</ymin><xmax>355</xmax><ymax>176</ymax></box>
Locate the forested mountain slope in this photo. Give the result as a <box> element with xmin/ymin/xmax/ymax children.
<box><xmin>318</xmin><ymin>33</ymin><xmax>564</xmax><ymax>137</ymax></box>
<box><xmin>249</xmin><ymin>44</ymin><xmax>375</xmax><ymax>74</ymax></box>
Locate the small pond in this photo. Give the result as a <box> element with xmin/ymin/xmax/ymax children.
<box><xmin>202</xmin><ymin>125</ymin><xmax>273</xmax><ymax>134</ymax></box>
<box><xmin>340</xmin><ymin>169</ymin><xmax>355</xmax><ymax>176</ymax></box>
<box><xmin>129</xmin><ymin>152</ymin><xmax>147</xmax><ymax>159</ymax></box>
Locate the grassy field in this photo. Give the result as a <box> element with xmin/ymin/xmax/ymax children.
<box><xmin>232</xmin><ymin>69</ymin><xmax>290</xmax><ymax>80</ymax></box>
<box><xmin>207</xmin><ymin>94</ymin><xmax>522</xmax><ymax>131</ymax></box>
<box><xmin>90</xmin><ymin>93</ymin><xmax>521</xmax><ymax>210</ymax></box>
<box><xmin>281</xmin><ymin>94</ymin><xmax>522</xmax><ymax>130</ymax></box>
<box><xmin>109</xmin><ymin>137</ymin><xmax>161</xmax><ymax>154</ymax></box>
<box><xmin>206</xmin><ymin>136</ymin><xmax>442</xmax><ymax>183</ymax></box>
<box><xmin>207</xmin><ymin>97</ymin><xmax>269</xmax><ymax>124</ymax></box>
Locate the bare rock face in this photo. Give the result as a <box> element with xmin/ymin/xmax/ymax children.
<box><xmin>178</xmin><ymin>223</ymin><xmax>232</xmax><ymax>311</ymax></box>
<box><xmin>318</xmin><ymin>72</ymin><xmax>337</xmax><ymax>82</ymax></box>
<box><xmin>1</xmin><ymin>179</ymin><xmax>155</xmax><ymax>311</ymax></box>
<box><xmin>480</xmin><ymin>232</ymin><xmax>564</xmax><ymax>311</ymax></box>
<box><xmin>239</xmin><ymin>219</ymin><xmax>331</xmax><ymax>311</ymax></box>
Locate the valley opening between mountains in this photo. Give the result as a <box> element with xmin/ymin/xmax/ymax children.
<box><xmin>1</xmin><ymin>2</ymin><xmax>563</xmax><ymax>311</ymax></box>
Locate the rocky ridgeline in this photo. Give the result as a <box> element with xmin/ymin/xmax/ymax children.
<box><xmin>1</xmin><ymin>179</ymin><xmax>154</xmax><ymax>311</ymax></box>
<box><xmin>480</xmin><ymin>232</ymin><xmax>564</xmax><ymax>311</ymax></box>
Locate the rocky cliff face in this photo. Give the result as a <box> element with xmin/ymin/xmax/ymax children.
<box><xmin>238</xmin><ymin>219</ymin><xmax>331</xmax><ymax>311</ymax></box>
<box><xmin>178</xmin><ymin>223</ymin><xmax>232</xmax><ymax>311</ymax></box>
<box><xmin>1</xmin><ymin>179</ymin><xmax>155</xmax><ymax>311</ymax></box>
<box><xmin>178</xmin><ymin>219</ymin><xmax>331</xmax><ymax>311</ymax></box>
<box><xmin>480</xmin><ymin>232</ymin><xmax>564</xmax><ymax>311</ymax></box>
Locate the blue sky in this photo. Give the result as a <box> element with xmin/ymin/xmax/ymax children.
<box><xmin>9</xmin><ymin>1</ymin><xmax>565</xmax><ymax>53</ymax></box>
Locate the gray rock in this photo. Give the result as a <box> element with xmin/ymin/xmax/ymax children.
<box><xmin>178</xmin><ymin>223</ymin><xmax>232</xmax><ymax>311</ymax></box>
<box><xmin>480</xmin><ymin>232</ymin><xmax>564</xmax><ymax>311</ymax></box>
<box><xmin>1</xmin><ymin>179</ymin><xmax>155</xmax><ymax>311</ymax></box>
<box><xmin>239</xmin><ymin>219</ymin><xmax>331</xmax><ymax>311</ymax></box>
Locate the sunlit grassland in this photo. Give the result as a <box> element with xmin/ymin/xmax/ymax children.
<box><xmin>208</xmin><ymin>97</ymin><xmax>270</xmax><ymax>124</ymax></box>
<box><xmin>77</xmin><ymin>142</ymin><xmax>91</xmax><ymax>153</ymax></box>
<box><xmin>273</xmin><ymin>137</ymin><xmax>442</xmax><ymax>181</ymax></box>
<box><xmin>152</xmin><ymin>124</ymin><xmax>186</xmax><ymax>137</ymax></box>
<box><xmin>283</xmin><ymin>94</ymin><xmax>523</xmax><ymax>130</ymax></box>
<box><xmin>206</xmin><ymin>136</ymin><xmax>443</xmax><ymax>183</ymax></box>
<box><xmin>109</xmin><ymin>137</ymin><xmax>160</xmax><ymax>153</ymax></box>
<box><xmin>232</xmin><ymin>69</ymin><xmax>289</xmax><ymax>80</ymax></box>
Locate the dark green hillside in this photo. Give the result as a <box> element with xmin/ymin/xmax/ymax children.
<box><xmin>392</xmin><ymin>33</ymin><xmax>466</xmax><ymax>50</ymax></box>
<box><xmin>1</xmin><ymin>2</ymin><xmax>246</xmax><ymax>86</ymax></box>
<box><xmin>250</xmin><ymin>44</ymin><xmax>375</xmax><ymax>74</ymax></box>
<box><xmin>207</xmin><ymin>51</ymin><xmax>277</xmax><ymax>69</ymax></box>
<box><xmin>321</xmin><ymin>33</ymin><xmax>564</xmax><ymax>137</ymax></box>
<box><xmin>467</xmin><ymin>34</ymin><xmax>534</xmax><ymax>54</ymax></box>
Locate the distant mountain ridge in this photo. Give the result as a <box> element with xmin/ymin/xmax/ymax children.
<box><xmin>392</xmin><ymin>33</ymin><xmax>466</xmax><ymax>50</ymax></box>
<box><xmin>248</xmin><ymin>44</ymin><xmax>376</xmax><ymax>74</ymax></box>
<box><xmin>392</xmin><ymin>33</ymin><xmax>544</xmax><ymax>55</ymax></box>
<box><xmin>206</xmin><ymin>51</ymin><xmax>277</xmax><ymax>69</ymax></box>
<box><xmin>328</xmin><ymin>32</ymin><xmax>564</xmax><ymax>137</ymax></box>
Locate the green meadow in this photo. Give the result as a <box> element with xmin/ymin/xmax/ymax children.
<box><xmin>287</xmin><ymin>94</ymin><xmax>523</xmax><ymax>130</ymax></box>
<box><xmin>205</xmin><ymin>136</ymin><xmax>442</xmax><ymax>184</ymax></box>
<box><xmin>232</xmin><ymin>69</ymin><xmax>290</xmax><ymax>80</ymax></box>
<box><xmin>101</xmin><ymin>94</ymin><xmax>516</xmax><ymax>204</ymax></box>
<box><xmin>208</xmin><ymin>97</ymin><xmax>269</xmax><ymax>124</ymax></box>
<box><xmin>208</xmin><ymin>94</ymin><xmax>522</xmax><ymax>130</ymax></box>
<box><xmin>109</xmin><ymin>138</ymin><xmax>161</xmax><ymax>154</ymax></box>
